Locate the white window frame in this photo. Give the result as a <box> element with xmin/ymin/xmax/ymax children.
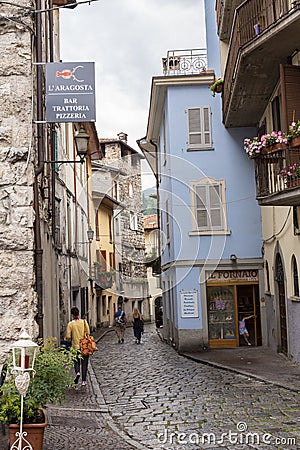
<box><xmin>187</xmin><ymin>107</ymin><xmax>212</xmax><ymax>150</ymax></box>
<box><xmin>190</xmin><ymin>178</ymin><xmax>229</xmax><ymax>235</ymax></box>
<box><xmin>129</xmin><ymin>211</ymin><xmax>138</xmax><ymax>231</ymax></box>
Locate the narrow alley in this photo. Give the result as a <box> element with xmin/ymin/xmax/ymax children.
<box><xmin>41</xmin><ymin>324</ymin><xmax>299</xmax><ymax>450</ymax></box>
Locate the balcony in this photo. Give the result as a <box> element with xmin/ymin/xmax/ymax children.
<box><xmin>223</xmin><ymin>0</ymin><xmax>300</xmax><ymax>127</ymax></box>
<box><xmin>216</xmin><ymin>0</ymin><xmax>245</xmax><ymax>41</ymax></box>
<box><xmin>162</xmin><ymin>49</ymin><xmax>207</xmax><ymax>76</ymax></box>
<box><xmin>255</xmin><ymin>141</ymin><xmax>300</xmax><ymax>205</ymax></box>
<box><xmin>94</xmin><ymin>264</ymin><xmax>114</xmax><ymax>290</ymax></box>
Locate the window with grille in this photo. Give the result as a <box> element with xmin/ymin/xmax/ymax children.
<box><xmin>187</xmin><ymin>107</ymin><xmax>212</xmax><ymax>149</ymax></box>
<box><xmin>190</xmin><ymin>179</ymin><xmax>226</xmax><ymax>232</ymax></box>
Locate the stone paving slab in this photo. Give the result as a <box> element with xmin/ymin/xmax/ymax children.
<box><xmin>1</xmin><ymin>324</ymin><xmax>299</xmax><ymax>449</ymax></box>
<box><xmin>92</xmin><ymin>325</ymin><xmax>300</xmax><ymax>450</ymax></box>
<box><xmin>181</xmin><ymin>346</ymin><xmax>300</xmax><ymax>392</ymax></box>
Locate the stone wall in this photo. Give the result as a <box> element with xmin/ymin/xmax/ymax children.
<box><xmin>0</xmin><ymin>13</ymin><xmax>38</xmax><ymax>359</ymax></box>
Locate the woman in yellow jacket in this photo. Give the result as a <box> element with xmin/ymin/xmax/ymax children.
<box><xmin>65</xmin><ymin>307</ymin><xmax>90</xmax><ymax>387</ymax></box>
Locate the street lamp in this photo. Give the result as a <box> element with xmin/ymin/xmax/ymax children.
<box><xmin>44</xmin><ymin>125</ymin><xmax>90</xmax><ymax>165</ymax></box>
<box><xmin>11</xmin><ymin>331</ymin><xmax>38</xmax><ymax>450</ymax></box>
<box><xmin>74</xmin><ymin>126</ymin><xmax>90</xmax><ymax>162</ymax></box>
<box><xmin>87</xmin><ymin>227</ymin><xmax>94</xmax><ymax>243</ymax></box>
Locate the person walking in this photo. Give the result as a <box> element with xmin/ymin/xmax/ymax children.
<box><xmin>238</xmin><ymin>313</ymin><xmax>255</xmax><ymax>346</ymax></box>
<box><xmin>65</xmin><ymin>306</ymin><xmax>90</xmax><ymax>387</ymax></box>
<box><xmin>132</xmin><ymin>307</ymin><xmax>143</xmax><ymax>344</ymax></box>
<box><xmin>114</xmin><ymin>305</ymin><xmax>127</xmax><ymax>343</ymax></box>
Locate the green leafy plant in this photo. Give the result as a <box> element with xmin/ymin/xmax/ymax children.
<box><xmin>209</xmin><ymin>78</ymin><xmax>223</xmax><ymax>97</ymax></box>
<box><xmin>0</xmin><ymin>338</ymin><xmax>77</xmax><ymax>424</ymax></box>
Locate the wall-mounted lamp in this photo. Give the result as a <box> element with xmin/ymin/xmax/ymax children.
<box><xmin>230</xmin><ymin>254</ymin><xmax>237</xmax><ymax>262</ymax></box>
<box><xmin>76</xmin><ymin>227</ymin><xmax>94</xmax><ymax>245</ymax></box>
<box><xmin>87</xmin><ymin>227</ymin><xmax>94</xmax><ymax>243</ymax></box>
<box><xmin>44</xmin><ymin>126</ymin><xmax>90</xmax><ymax>165</ymax></box>
<box><xmin>74</xmin><ymin>126</ymin><xmax>90</xmax><ymax>162</ymax></box>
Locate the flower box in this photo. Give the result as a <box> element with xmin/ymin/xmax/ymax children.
<box><xmin>289</xmin><ymin>136</ymin><xmax>300</xmax><ymax>148</ymax></box>
<box><xmin>266</xmin><ymin>142</ymin><xmax>288</xmax><ymax>153</ymax></box>
<box><xmin>9</xmin><ymin>410</ymin><xmax>48</xmax><ymax>450</ymax></box>
<box><xmin>286</xmin><ymin>178</ymin><xmax>300</xmax><ymax>189</ymax></box>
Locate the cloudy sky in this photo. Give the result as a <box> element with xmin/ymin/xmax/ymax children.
<box><xmin>60</xmin><ymin>0</ymin><xmax>205</xmax><ymax>188</ymax></box>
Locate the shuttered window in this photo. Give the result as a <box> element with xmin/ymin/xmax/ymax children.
<box><xmin>187</xmin><ymin>107</ymin><xmax>212</xmax><ymax>149</ymax></box>
<box><xmin>191</xmin><ymin>180</ymin><xmax>226</xmax><ymax>231</ymax></box>
<box><xmin>280</xmin><ymin>64</ymin><xmax>300</xmax><ymax>131</ymax></box>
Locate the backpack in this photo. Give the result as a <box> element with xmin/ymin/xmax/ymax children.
<box><xmin>115</xmin><ymin>311</ymin><xmax>124</xmax><ymax>324</ymax></box>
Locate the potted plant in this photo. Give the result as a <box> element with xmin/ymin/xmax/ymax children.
<box><xmin>209</xmin><ymin>78</ymin><xmax>223</xmax><ymax>97</ymax></box>
<box><xmin>244</xmin><ymin>131</ymin><xmax>288</xmax><ymax>157</ymax></box>
<box><xmin>280</xmin><ymin>163</ymin><xmax>300</xmax><ymax>188</ymax></box>
<box><xmin>287</xmin><ymin>120</ymin><xmax>300</xmax><ymax>147</ymax></box>
<box><xmin>0</xmin><ymin>338</ymin><xmax>76</xmax><ymax>450</ymax></box>
<box><xmin>243</xmin><ymin>136</ymin><xmax>264</xmax><ymax>158</ymax></box>
<box><xmin>261</xmin><ymin>131</ymin><xmax>288</xmax><ymax>151</ymax></box>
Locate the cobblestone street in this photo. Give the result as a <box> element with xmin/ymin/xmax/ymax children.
<box><xmin>1</xmin><ymin>324</ymin><xmax>299</xmax><ymax>449</ymax></box>
<box><xmin>92</xmin><ymin>325</ymin><xmax>299</xmax><ymax>450</ymax></box>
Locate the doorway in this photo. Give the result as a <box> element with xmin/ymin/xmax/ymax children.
<box><xmin>237</xmin><ymin>285</ymin><xmax>261</xmax><ymax>346</ymax></box>
<box><xmin>275</xmin><ymin>253</ymin><xmax>288</xmax><ymax>355</ymax></box>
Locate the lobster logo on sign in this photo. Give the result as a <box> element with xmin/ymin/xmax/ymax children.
<box><xmin>56</xmin><ymin>65</ymin><xmax>84</xmax><ymax>82</ymax></box>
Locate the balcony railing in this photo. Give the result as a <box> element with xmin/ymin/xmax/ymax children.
<box><xmin>216</xmin><ymin>0</ymin><xmax>245</xmax><ymax>41</ymax></box>
<box><xmin>162</xmin><ymin>49</ymin><xmax>207</xmax><ymax>76</ymax></box>
<box><xmin>223</xmin><ymin>0</ymin><xmax>296</xmax><ymax>124</ymax></box>
<box><xmin>255</xmin><ymin>143</ymin><xmax>300</xmax><ymax>205</ymax></box>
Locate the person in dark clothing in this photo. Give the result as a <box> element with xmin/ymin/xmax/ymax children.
<box><xmin>132</xmin><ymin>308</ymin><xmax>143</xmax><ymax>344</ymax></box>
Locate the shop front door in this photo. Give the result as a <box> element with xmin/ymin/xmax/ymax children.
<box><xmin>237</xmin><ymin>285</ymin><xmax>261</xmax><ymax>346</ymax></box>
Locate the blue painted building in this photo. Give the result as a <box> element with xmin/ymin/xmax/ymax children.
<box><xmin>138</xmin><ymin>1</ymin><xmax>264</xmax><ymax>352</ymax></box>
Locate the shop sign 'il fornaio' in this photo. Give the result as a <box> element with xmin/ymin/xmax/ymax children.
<box><xmin>46</xmin><ymin>62</ymin><xmax>96</xmax><ymax>123</ymax></box>
<box><xmin>207</xmin><ymin>270</ymin><xmax>259</xmax><ymax>283</ymax></box>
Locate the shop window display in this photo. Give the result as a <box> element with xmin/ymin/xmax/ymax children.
<box><xmin>207</xmin><ymin>286</ymin><xmax>235</xmax><ymax>340</ymax></box>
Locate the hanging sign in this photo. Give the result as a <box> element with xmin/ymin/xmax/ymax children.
<box><xmin>180</xmin><ymin>290</ymin><xmax>199</xmax><ymax>318</ymax></box>
<box><xmin>46</xmin><ymin>62</ymin><xmax>96</xmax><ymax>123</ymax></box>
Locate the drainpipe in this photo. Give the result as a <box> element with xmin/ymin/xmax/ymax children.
<box><xmin>34</xmin><ymin>0</ymin><xmax>45</xmax><ymax>338</ymax></box>
<box><xmin>48</xmin><ymin>0</ymin><xmax>56</xmax><ymax>242</ymax></box>
<box><xmin>149</xmin><ymin>140</ymin><xmax>161</xmax><ymax>274</ymax></box>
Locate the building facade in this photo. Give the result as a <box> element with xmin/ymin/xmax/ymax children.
<box><xmin>215</xmin><ymin>0</ymin><xmax>300</xmax><ymax>363</ymax></box>
<box><xmin>138</xmin><ymin>1</ymin><xmax>263</xmax><ymax>352</ymax></box>
<box><xmin>0</xmin><ymin>0</ymin><xmax>98</xmax><ymax>359</ymax></box>
<box><xmin>99</xmin><ymin>134</ymin><xmax>149</xmax><ymax>321</ymax></box>
<box><xmin>90</xmin><ymin>161</ymin><xmax>121</xmax><ymax>327</ymax></box>
<box><xmin>144</xmin><ymin>214</ymin><xmax>162</xmax><ymax>321</ymax></box>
